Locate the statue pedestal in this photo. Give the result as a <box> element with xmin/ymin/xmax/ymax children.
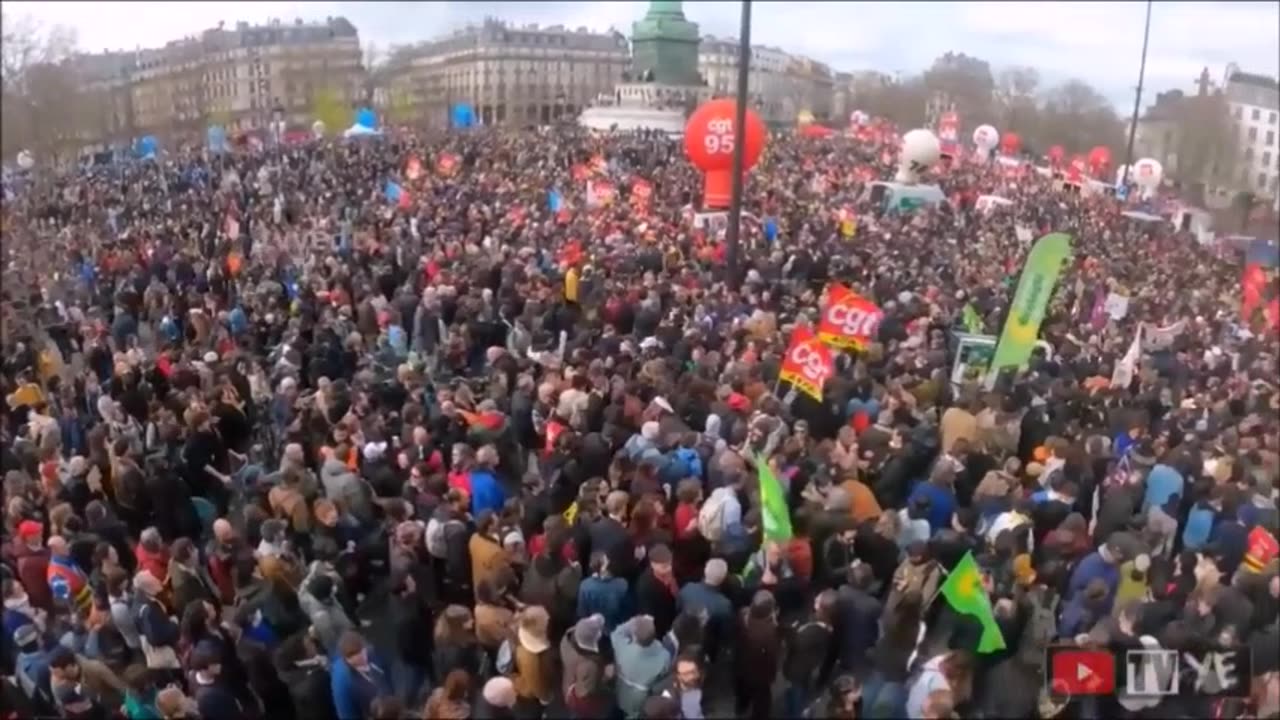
<box><xmin>577</xmin><ymin>82</ymin><xmax>709</xmax><ymax>135</ymax></box>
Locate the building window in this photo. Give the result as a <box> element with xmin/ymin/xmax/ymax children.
<box><xmin>1270</xmin><ymin>112</ymin><xmax>1278</xmax><ymax>124</ymax></box>
<box><xmin>1234</xmin><ymin>107</ymin><xmax>1243</xmax><ymax>119</ymax></box>
<box><xmin>1244</xmin><ymin>148</ymin><xmax>1254</xmax><ymax>164</ymax></box>
<box><xmin>1265</xmin><ymin>152</ymin><xmax>1273</xmax><ymax>169</ymax></box>
<box><xmin>1253</xmin><ymin>108</ymin><xmax>1261</xmax><ymax>120</ymax></box>
<box><xmin>1249</xmin><ymin>127</ymin><xmax>1258</xmax><ymax>142</ymax></box>
<box><xmin>1259</xmin><ymin>172</ymin><xmax>1268</xmax><ymax>190</ymax></box>
<box><xmin>1268</xmin><ymin>130</ymin><xmax>1276</xmax><ymax>146</ymax></box>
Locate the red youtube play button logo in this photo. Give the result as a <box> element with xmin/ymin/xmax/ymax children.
<box><xmin>1049</xmin><ymin>647</ymin><xmax>1116</xmax><ymax>695</ymax></box>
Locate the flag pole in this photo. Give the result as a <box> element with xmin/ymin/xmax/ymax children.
<box><xmin>724</xmin><ymin>0</ymin><xmax>752</xmax><ymax>291</ymax></box>
<box><xmin>1121</xmin><ymin>0</ymin><xmax>1153</xmax><ymax>187</ymax></box>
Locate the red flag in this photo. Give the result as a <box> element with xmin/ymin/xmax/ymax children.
<box><xmin>1242</xmin><ymin>263</ymin><xmax>1280</xmax><ymax>331</ymax></box>
<box><xmin>405</xmin><ymin>155</ymin><xmax>423</xmax><ymax>181</ymax></box>
<box><xmin>436</xmin><ymin>153</ymin><xmax>459</xmax><ymax>176</ymax></box>
<box><xmin>630</xmin><ymin>178</ymin><xmax>653</xmax><ymax>210</ymax></box>
<box><xmin>779</xmin><ymin>325</ymin><xmax>834</xmax><ymax>401</ymax></box>
<box><xmin>817</xmin><ymin>284</ymin><xmax>884</xmax><ymax>350</ymax></box>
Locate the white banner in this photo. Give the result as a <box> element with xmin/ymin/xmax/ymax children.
<box><xmin>1104</xmin><ymin>293</ymin><xmax>1130</xmax><ymax>321</ymax></box>
<box><xmin>1111</xmin><ymin>324</ymin><xmax>1144</xmax><ymax>389</ymax></box>
<box><xmin>1142</xmin><ymin>320</ymin><xmax>1186</xmax><ymax>351</ymax></box>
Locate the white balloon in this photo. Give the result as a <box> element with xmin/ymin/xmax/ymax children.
<box><xmin>972</xmin><ymin>125</ymin><xmax>999</xmax><ymax>151</ymax></box>
<box><xmin>16</xmin><ymin>150</ymin><xmax>34</xmax><ymax>170</ymax></box>
<box><xmin>896</xmin><ymin>129</ymin><xmax>940</xmax><ymax>184</ymax></box>
<box><xmin>849</xmin><ymin>110</ymin><xmax>868</xmax><ymax>126</ymax></box>
<box><xmin>312</xmin><ymin>120</ymin><xmax>326</xmax><ymax>139</ymax></box>
<box><xmin>1132</xmin><ymin>158</ymin><xmax>1163</xmax><ymax>189</ymax></box>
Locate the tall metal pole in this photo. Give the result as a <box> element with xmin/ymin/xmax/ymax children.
<box><xmin>1121</xmin><ymin>0</ymin><xmax>1153</xmax><ymax>186</ymax></box>
<box><xmin>725</xmin><ymin>0</ymin><xmax>752</xmax><ymax>291</ymax></box>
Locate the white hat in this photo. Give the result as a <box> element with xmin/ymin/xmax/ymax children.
<box><xmin>362</xmin><ymin>441</ymin><xmax>388</xmax><ymax>461</ymax></box>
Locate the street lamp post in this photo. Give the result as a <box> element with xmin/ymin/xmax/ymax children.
<box><xmin>724</xmin><ymin>0</ymin><xmax>753</xmax><ymax>291</ymax></box>
<box><xmin>1121</xmin><ymin>0</ymin><xmax>1153</xmax><ymax>187</ymax></box>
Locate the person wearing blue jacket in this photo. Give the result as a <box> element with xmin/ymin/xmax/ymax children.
<box><xmin>908</xmin><ymin>467</ymin><xmax>956</xmax><ymax>535</ymax></box>
<box><xmin>468</xmin><ymin>447</ymin><xmax>507</xmax><ymax>518</ymax></box>
<box><xmin>1066</xmin><ymin>542</ymin><xmax>1122</xmax><ymax>614</ymax></box>
<box><xmin>330</xmin><ymin>631</ymin><xmax>393</xmax><ymax>720</ymax></box>
<box><xmin>577</xmin><ymin>552</ymin><xmax>630</xmax><ymax>631</ymax></box>
<box><xmin>1143</xmin><ymin>462</ymin><xmax>1184</xmax><ymax>514</ymax></box>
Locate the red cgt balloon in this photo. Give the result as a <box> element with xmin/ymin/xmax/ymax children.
<box><xmin>1067</xmin><ymin>154</ymin><xmax>1087</xmax><ymax>183</ymax></box>
<box><xmin>1000</xmin><ymin>132</ymin><xmax>1021</xmax><ymax>155</ymax></box>
<box><xmin>1087</xmin><ymin>145</ymin><xmax>1112</xmax><ymax>176</ymax></box>
<box><xmin>684</xmin><ymin>98</ymin><xmax>767</xmax><ymax>209</ymax></box>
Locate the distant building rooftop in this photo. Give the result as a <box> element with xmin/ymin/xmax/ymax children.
<box><xmin>1226</xmin><ymin>69</ymin><xmax>1280</xmax><ymax>110</ymax></box>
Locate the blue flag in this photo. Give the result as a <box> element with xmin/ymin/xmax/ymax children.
<box><xmin>764</xmin><ymin>217</ymin><xmax>778</xmax><ymax>243</ymax></box>
<box><xmin>548</xmin><ymin>190</ymin><xmax>563</xmax><ymax>212</ymax></box>
<box><xmin>384</xmin><ymin>181</ymin><xmax>403</xmax><ymax>203</ymax></box>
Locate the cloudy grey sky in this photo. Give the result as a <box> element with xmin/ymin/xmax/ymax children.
<box><xmin>9</xmin><ymin>0</ymin><xmax>1279</xmax><ymax>109</ymax></box>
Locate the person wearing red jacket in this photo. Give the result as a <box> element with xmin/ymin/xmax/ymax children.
<box><xmin>46</xmin><ymin>535</ymin><xmax>92</xmax><ymax>615</ymax></box>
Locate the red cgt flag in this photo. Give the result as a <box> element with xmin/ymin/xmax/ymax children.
<box><xmin>818</xmin><ymin>283</ymin><xmax>884</xmax><ymax>350</ymax></box>
<box><xmin>779</xmin><ymin>325</ymin><xmax>834</xmax><ymax>402</ymax></box>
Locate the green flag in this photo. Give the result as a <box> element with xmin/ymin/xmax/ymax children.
<box><xmin>990</xmin><ymin>232</ymin><xmax>1072</xmax><ymax>372</ymax></box>
<box><xmin>939</xmin><ymin>551</ymin><xmax>1006</xmax><ymax>653</ymax></box>
<box><xmin>962</xmin><ymin>303</ymin><xmax>984</xmax><ymax>334</ymax></box>
<box><xmin>755</xmin><ymin>453</ymin><xmax>793</xmax><ymax>542</ymax></box>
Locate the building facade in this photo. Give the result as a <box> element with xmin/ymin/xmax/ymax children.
<box><xmin>70</xmin><ymin>51</ymin><xmax>138</xmax><ymax>150</ymax></box>
<box><xmin>383</xmin><ymin>19</ymin><xmax>629</xmax><ymax>129</ymax></box>
<box><xmin>69</xmin><ymin>17</ymin><xmax>364</xmax><ymax>148</ymax></box>
<box><xmin>1224</xmin><ymin>66</ymin><xmax>1280</xmax><ymax>201</ymax></box>
<box><xmin>698</xmin><ymin>37</ymin><xmax>833</xmax><ymax>125</ymax></box>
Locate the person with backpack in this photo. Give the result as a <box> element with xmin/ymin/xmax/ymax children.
<box><xmin>697</xmin><ymin>475</ymin><xmax>742</xmax><ymax>550</ymax></box>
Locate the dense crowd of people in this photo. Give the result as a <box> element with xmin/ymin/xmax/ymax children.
<box><xmin>1</xmin><ymin>121</ymin><xmax>1277</xmax><ymax>720</ymax></box>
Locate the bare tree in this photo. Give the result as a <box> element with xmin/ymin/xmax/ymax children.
<box><xmin>995</xmin><ymin>66</ymin><xmax>1040</xmax><ymax>128</ymax></box>
<box><xmin>1</xmin><ymin>11</ymin><xmax>79</xmax><ymax>161</ymax></box>
<box><xmin>860</xmin><ymin>78</ymin><xmax>929</xmax><ymax>128</ymax></box>
<box><xmin>1171</xmin><ymin>92</ymin><xmax>1238</xmax><ymax>197</ymax></box>
<box><xmin>922</xmin><ymin>51</ymin><xmax>995</xmax><ymax>120</ymax></box>
<box><xmin>1033</xmin><ymin>79</ymin><xmax>1125</xmax><ymax>156</ymax></box>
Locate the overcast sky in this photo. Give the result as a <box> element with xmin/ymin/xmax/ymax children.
<box><xmin>8</xmin><ymin>0</ymin><xmax>1279</xmax><ymax>110</ymax></box>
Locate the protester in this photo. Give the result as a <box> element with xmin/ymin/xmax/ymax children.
<box><xmin>1</xmin><ymin>121</ymin><xmax>1276</xmax><ymax>720</ymax></box>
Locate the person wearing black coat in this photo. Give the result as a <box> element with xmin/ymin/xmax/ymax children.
<box><xmin>274</xmin><ymin>632</ymin><xmax>338</xmax><ymax>720</ymax></box>
<box><xmin>834</xmin><ymin>563</ymin><xmax>882</xmax><ymax>677</ymax></box>
<box><xmin>783</xmin><ymin>589</ymin><xmax>837</xmax><ymax>717</ymax></box>
<box><xmin>236</xmin><ymin>632</ymin><xmax>291</xmax><ymax>719</ymax></box>
<box><xmin>634</xmin><ymin>545</ymin><xmax>679</xmax><ymax>639</ymax></box>
<box><xmin>190</xmin><ymin>644</ymin><xmax>250</xmax><ymax>720</ymax></box>
<box><xmin>854</xmin><ymin>517</ymin><xmax>901</xmax><ymax>590</ymax></box>
<box><xmin>143</xmin><ymin>456</ymin><xmax>201</xmax><ymax>542</ymax></box>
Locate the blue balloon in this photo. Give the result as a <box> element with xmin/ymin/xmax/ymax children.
<box><xmin>137</xmin><ymin>135</ymin><xmax>158</xmax><ymax>159</ymax></box>
<box><xmin>206</xmin><ymin>126</ymin><xmax>227</xmax><ymax>153</ymax></box>
<box><xmin>355</xmin><ymin>107</ymin><xmax>377</xmax><ymax>129</ymax></box>
<box><xmin>383</xmin><ymin>180</ymin><xmax>402</xmax><ymax>203</ymax></box>
<box><xmin>451</xmin><ymin>103</ymin><xmax>475</xmax><ymax>129</ymax></box>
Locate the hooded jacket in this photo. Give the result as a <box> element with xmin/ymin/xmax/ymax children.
<box><xmin>320</xmin><ymin>458</ymin><xmax>374</xmax><ymax>525</ymax></box>
<box><xmin>612</xmin><ymin>621</ymin><xmax>672</xmax><ymax>717</ymax></box>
